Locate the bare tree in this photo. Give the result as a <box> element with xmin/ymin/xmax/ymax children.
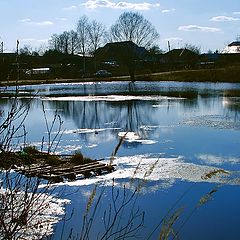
<box><xmin>68</xmin><ymin>30</ymin><xmax>79</xmax><ymax>55</ymax></box>
<box><xmin>32</xmin><ymin>44</ymin><xmax>47</xmax><ymax>56</ymax></box>
<box><xmin>61</xmin><ymin>31</ymin><xmax>71</xmax><ymax>54</ymax></box>
<box><xmin>184</xmin><ymin>43</ymin><xmax>201</xmax><ymax>55</ymax></box>
<box><xmin>87</xmin><ymin>20</ymin><xmax>106</xmax><ymax>54</ymax></box>
<box><xmin>0</xmin><ymin>93</ymin><xmax>30</xmax><ymax>153</ymax></box>
<box><xmin>19</xmin><ymin>45</ymin><xmax>33</xmax><ymax>56</ymax></box>
<box><xmin>0</xmin><ymin>171</ymin><xmax>60</xmax><ymax>240</ymax></box>
<box><xmin>76</xmin><ymin>16</ymin><xmax>90</xmax><ymax>73</ymax></box>
<box><xmin>109</xmin><ymin>12</ymin><xmax>159</xmax><ymax>49</ymax></box>
<box><xmin>148</xmin><ymin>45</ymin><xmax>164</xmax><ymax>55</ymax></box>
<box><xmin>74</xmin><ymin>182</ymin><xmax>144</xmax><ymax>240</ymax></box>
<box><xmin>49</xmin><ymin>31</ymin><xmax>79</xmax><ymax>55</ymax></box>
<box><xmin>87</xmin><ymin>20</ymin><xmax>106</xmax><ymax>70</ymax></box>
<box><xmin>49</xmin><ymin>33</ymin><xmax>62</xmax><ymax>52</ymax></box>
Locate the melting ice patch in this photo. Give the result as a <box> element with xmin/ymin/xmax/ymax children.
<box><xmin>182</xmin><ymin>115</ymin><xmax>240</xmax><ymax>130</ymax></box>
<box><xmin>223</xmin><ymin>96</ymin><xmax>240</xmax><ymax>106</ymax></box>
<box><xmin>43</xmin><ymin>95</ymin><xmax>185</xmax><ymax>102</ymax></box>
<box><xmin>54</xmin><ymin>155</ymin><xmax>236</xmax><ymax>191</ymax></box>
<box><xmin>118</xmin><ymin>131</ymin><xmax>157</xmax><ymax>144</ymax></box>
<box><xmin>197</xmin><ymin>154</ymin><xmax>240</xmax><ymax>165</ymax></box>
<box><xmin>0</xmin><ymin>187</ymin><xmax>69</xmax><ymax>239</ymax></box>
<box><xmin>65</xmin><ymin>127</ymin><xmax>120</xmax><ymax>134</ymax></box>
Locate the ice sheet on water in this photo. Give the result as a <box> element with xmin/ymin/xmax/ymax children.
<box><xmin>65</xmin><ymin>127</ymin><xmax>121</xmax><ymax>134</ymax></box>
<box><xmin>53</xmin><ymin>154</ymin><xmax>236</xmax><ymax>192</ymax></box>
<box><xmin>118</xmin><ymin>131</ymin><xmax>157</xmax><ymax>144</ymax></box>
<box><xmin>182</xmin><ymin>114</ymin><xmax>240</xmax><ymax>130</ymax></box>
<box><xmin>0</xmin><ymin>185</ymin><xmax>69</xmax><ymax>239</ymax></box>
<box><xmin>43</xmin><ymin>95</ymin><xmax>185</xmax><ymax>102</ymax></box>
<box><xmin>140</xmin><ymin>125</ymin><xmax>159</xmax><ymax>131</ymax></box>
<box><xmin>197</xmin><ymin>153</ymin><xmax>240</xmax><ymax>165</ymax></box>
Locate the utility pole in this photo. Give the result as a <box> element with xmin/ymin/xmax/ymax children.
<box><xmin>16</xmin><ymin>40</ymin><xmax>19</xmax><ymax>55</ymax></box>
<box><xmin>168</xmin><ymin>41</ymin><xmax>171</xmax><ymax>52</ymax></box>
<box><xmin>16</xmin><ymin>40</ymin><xmax>20</xmax><ymax>83</ymax></box>
<box><xmin>0</xmin><ymin>41</ymin><xmax>3</xmax><ymax>53</ymax></box>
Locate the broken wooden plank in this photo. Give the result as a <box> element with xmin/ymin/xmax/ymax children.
<box><xmin>39</xmin><ymin>164</ymin><xmax>116</xmax><ymax>182</ymax></box>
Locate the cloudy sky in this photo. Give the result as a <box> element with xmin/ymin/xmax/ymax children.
<box><xmin>0</xmin><ymin>0</ymin><xmax>239</xmax><ymax>52</ymax></box>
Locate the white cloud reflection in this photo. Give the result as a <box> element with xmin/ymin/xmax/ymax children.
<box><xmin>197</xmin><ymin>154</ymin><xmax>240</xmax><ymax>165</ymax></box>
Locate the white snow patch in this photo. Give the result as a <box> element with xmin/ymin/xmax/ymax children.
<box><xmin>52</xmin><ymin>155</ymin><xmax>232</xmax><ymax>190</ymax></box>
<box><xmin>0</xmin><ymin>186</ymin><xmax>69</xmax><ymax>239</ymax></box>
<box><xmin>43</xmin><ymin>95</ymin><xmax>185</xmax><ymax>102</ymax></box>
<box><xmin>118</xmin><ymin>131</ymin><xmax>157</xmax><ymax>144</ymax></box>
<box><xmin>65</xmin><ymin>127</ymin><xmax>121</xmax><ymax>134</ymax></box>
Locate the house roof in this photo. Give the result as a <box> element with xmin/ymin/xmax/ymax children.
<box><xmin>228</xmin><ymin>41</ymin><xmax>240</xmax><ymax>47</ymax></box>
<box><xmin>164</xmin><ymin>48</ymin><xmax>198</xmax><ymax>58</ymax></box>
<box><xmin>95</xmin><ymin>41</ymin><xmax>148</xmax><ymax>60</ymax></box>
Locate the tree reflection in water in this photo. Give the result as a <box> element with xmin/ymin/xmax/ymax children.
<box><xmin>46</xmin><ymin>82</ymin><xmax>162</xmax><ymax>145</ymax></box>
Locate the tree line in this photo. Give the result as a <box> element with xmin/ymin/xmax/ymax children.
<box><xmin>7</xmin><ymin>11</ymin><xmax>158</xmax><ymax>57</ymax></box>
<box><xmin>48</xmin><ymin>11</ymin><xmax>159</xmax><ymax>56</ymax></box>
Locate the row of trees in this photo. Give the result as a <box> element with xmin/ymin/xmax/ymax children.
<box><xmin>48</xmin><ymin>12</ymin><xmax>159</xmax><ymax>56</ymax></box>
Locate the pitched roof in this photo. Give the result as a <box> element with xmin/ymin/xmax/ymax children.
<box><xmin>95</xmin><ymin>41</ymin><xmax>148</xmax><ymax>60</ymax></box>
<box><xmin>164</xmin><ymin>48</ymin><xmax>198</xmax><ymax>58</ymax></box>
<box><xmin>228</xmin><ymin>41</ymin><xmax>240</xmax><ymax>47</ymax></box>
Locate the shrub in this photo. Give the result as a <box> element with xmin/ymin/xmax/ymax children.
<box><xmin>70</xmin><ymin>151</ymin><xmax>84</xmax><ymax>164</ymax></box>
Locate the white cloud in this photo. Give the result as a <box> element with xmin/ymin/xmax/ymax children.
<box><xmin>34</xmin><ymin>21</ymin><xmax>54</xmax><ymax>26</ymax></box>
<box><xmin>79</xmin><ymin>0</ymin><xmax>160</xmax><ymax>10</ymax></box>
<box><xmin>210</xmin><ymin>15</ymin><xmax>240</xmax><ymax>21</ymax></box>
<box><xmin>162</xmin><ymin>37</ymin><xmax>183</xmax><ymax>49</ymax></box>
<box><xmin>82</xmin><ymin>0</ymin><xmax>114</xmax><ymax>9</ymax></box>
<box><xmin>164</xmin><ymin>37</ymin><xmax>183</xmax><ymax>42</ymax></box>
<box><xmin>21</xmin><ymin>38</ymin><xmax>49</xmax><ymax>43</ymax></box>
<box><xmin>233</xmin><ymin>11</ymin><xmax>240</xmax><ymax>15</ymax></box>
<box><xmin>19</xmin><ymin>18</ymin><xmax>31</xmax><ymax>23</ymax></box>
<box><xmin>161</xmin><ymin>8</ymin><xmax>175</xmax><ymax>13</ymax></box>
<box><xmin>63</xmin><ymin>5</ymin><xmax>78</xmax><ymax>10</ymax></box>
<box><xmin>178</xmin><ymin>25</ymin><xmax>221</xmax><ymax>32</ymax></box>
<box><xmin>56</xmin><ymin>17</ymin><xmax>67</xmax><ymax>21</ymax></box>
<box><xmin>19</xmin><ymin>19</ymin><xmax>54</xmax><ymax>26</ymax></box>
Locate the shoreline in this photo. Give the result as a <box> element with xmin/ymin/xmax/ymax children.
<box><xmin>1</xmin><ymin>67</ymin><xmax>240</xmax><ymax>87</ymax></box>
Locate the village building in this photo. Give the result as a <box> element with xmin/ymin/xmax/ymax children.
<box><xmin>222</xmin><ymin>41</ymin><xmax>240</xmax><ymax>53</ymax></box>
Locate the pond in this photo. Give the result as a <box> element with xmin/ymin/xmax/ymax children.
<box><xmin>1</xmin><ymin>81</ymin><xmax>240</xmax><ymax>239</ymax></box>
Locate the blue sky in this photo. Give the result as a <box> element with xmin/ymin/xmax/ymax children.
<box><xmin>0</xmin><ymin>0</ymin><xmax>239</xmax><ymax>52</ymax></box>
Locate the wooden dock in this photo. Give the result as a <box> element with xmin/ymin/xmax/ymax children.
<box><xmin>17</xmin><ymin>161</ymin><xmax>115</xmax><ymax>183</ymax></box>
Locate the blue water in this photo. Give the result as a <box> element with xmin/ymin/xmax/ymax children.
<box><xmin>1</xmin><ymin>81</ymin><xmax>240</xmax><ymax>239</ymax></box>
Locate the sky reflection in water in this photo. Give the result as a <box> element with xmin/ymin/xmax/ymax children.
<box><xmin>1</xmin><ymin>81</ymin><xmax>240</xmax><ymax>239</ymax></box>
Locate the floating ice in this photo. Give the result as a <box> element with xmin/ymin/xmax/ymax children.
<box><xmin>118</xmin><ymin>131</ymin><xmax>157</xmax><ymax>144</ymax></box>
<box><xmin>65</xmin><ymin>127</ymin><xmax>120</xmax><ymax>134</ymax></box>
<box><xmin>118</xmin><ymin>131</ymin><xmax>141</xmax><ymax>140</ymax></box>
<box><xmin>0</xmin><ymin>185</ymin><xmax>69</xmax><ymax>239</ymax></box>
<box><xmin>43</xmin><ymin>95</ymin><xmax>185</xmax><ymax>102</ymax></box>
<box><xmin>182</xmin><ymin>115</ymin><xmax>240</xmax><ymax>130</ymax></box>
<box><xmin>197</xmin><ymin>153</ymin><xmax>240</xmax><ymax>165</ymax></box>
<box><xmin>53</xmin><ymin>154</ymin><xmax>235</xmax><ymax>192</ymax></box>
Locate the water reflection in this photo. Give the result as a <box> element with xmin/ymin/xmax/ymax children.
<box><xmin>52</xmin><ymin>154</ymin><xmax>240</xmax><ymax>191</ymax></box>
<box><xmin>2</xmin><ymin>82</ymin><xmax>240</xmax><ymax>239</ymax></box>
<box><xmin>1</xmin><ymin>81</ymin><xmax>240</xmax><ymax>152</ymax></box>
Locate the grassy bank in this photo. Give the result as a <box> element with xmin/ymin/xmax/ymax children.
<box><xmin>135</xmin><ymin>66</ymin><xmax>240</xmax><ymax>83</ymax></box>
<box><xmin>0</xmin><ymin>66</ymin><xmax>240</xmax><ymax>87</ymax></box>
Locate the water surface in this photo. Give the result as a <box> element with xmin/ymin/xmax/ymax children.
<box><xmin>1</xmin><ymin>81</ymin><xmax>240</xmax><ymax>239</ymax></box>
